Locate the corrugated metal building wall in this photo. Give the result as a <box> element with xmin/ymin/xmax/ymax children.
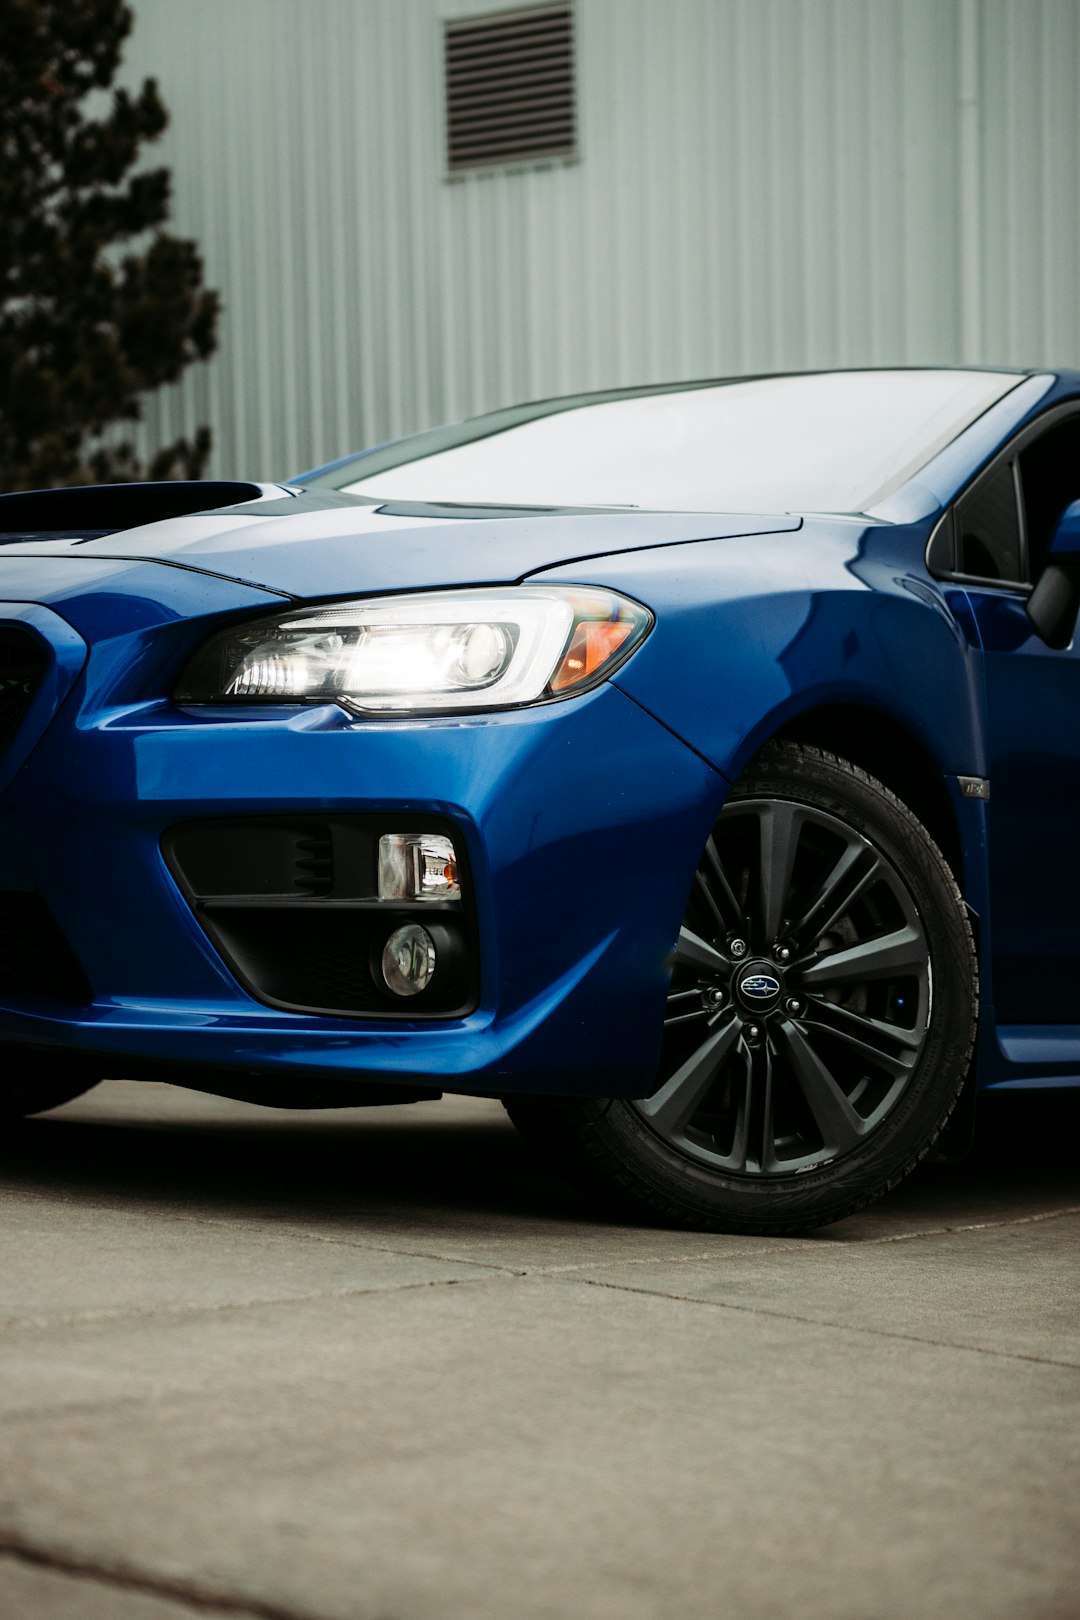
<box><xmin>120</xmin><ymin>0</ymin><xmax>1080</xmax><ymax>481</ymax></box>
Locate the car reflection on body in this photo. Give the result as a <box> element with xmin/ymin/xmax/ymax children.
<box><xmin>3</xmin><ymin>367</ymin><xmax>1079</xmax><ymax>1232</ymax></box>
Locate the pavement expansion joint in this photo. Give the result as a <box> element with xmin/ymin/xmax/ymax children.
<box><xmin>848</xmin><ymin>1203</ymin><xmax>1080</xmax><ymax>1244</ymax></box>
<box><xmin>0</xmin><ymin>1269</ymin><xmax>514</xmax><ymax>1335</ymax></box>
<box><xmin>62</xmin><ymin>1198</ymin><xmax>531</xmax><ymax>1278</ymax></box>
<box><xmin>526</xmin><ymin>1247</ymin><xmax>799</xmax><ymax>1274</ymax></box>
<box><xmin>0</xmin><ymin>1531</ymin><xmax>326</xmax><ymax>1620</ymax></box>
<box><xmin>571</xmin><ymin>1276</ymin><xmax>1080</xmax><ymax>1370</ymax></box>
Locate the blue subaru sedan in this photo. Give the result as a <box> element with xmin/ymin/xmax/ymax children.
<box><xmin>2</xmin><ymin>366</ymin><xmax>1078</xmax><ymax>1232</ymax></box>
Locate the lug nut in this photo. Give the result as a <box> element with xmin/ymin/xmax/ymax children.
<box><xmin>707</xmin><ymin>988</ymin><xmax>725</xmax><ymax>1007</ymax></box>
<box><xmin>746</xmin><ymin>1024</ymin><xmax>760</xmax><ymax>1041</ymax></box>
<box><xmin>730</xmin><ymin>938</ymin><xmax>748</xmax><ymax>959</ymax></box>
<box><xmin>776</xmin><ymin>946</ymin><xmax>791</xmax><ymax>963</ymax></box>
<box><xmin>785</xmin><ymin>997</ymin><xmax>802</xmax><ymax>1017</ymax></box>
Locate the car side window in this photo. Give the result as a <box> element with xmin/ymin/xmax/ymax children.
<box><xmin>1018</xmin><ymin>417</ymin><xmax>1080</xmax><ymax>578</ymax></box>
<box><xmin>954</xmin><ymin>460</ymin><xmax>1023</xmax><ymax>584</ymax></box>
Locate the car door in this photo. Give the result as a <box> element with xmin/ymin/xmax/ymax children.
<box><xmin>929</xmin><ymin>405</ymin><xmax>1080</xmax><ymax>1025</ymax></box>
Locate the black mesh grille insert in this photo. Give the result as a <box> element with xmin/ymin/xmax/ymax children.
<box><xmin>0</xmin><ymin>628</ymin><xmax>47</xmax><ymax>751</ymax></box>
<box><xmin>0</xmin><ymin>893</ymin><xmax>93</xmax><ymax>1003</ymax></box>
<box><xmin>210</xmin><ymin>907</ymin><xmax>388</xmax><ymax>1015</ymax></box>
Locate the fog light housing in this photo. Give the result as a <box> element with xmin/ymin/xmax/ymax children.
<box><xmin>378</xmin><ymin>833</ymin><xmax>460</xmax><ymax>903</ymax></box>
<box><xmin>381</xmin><ymin>923</ymin><xmax>436</xmax><ymax>997</ymax></box>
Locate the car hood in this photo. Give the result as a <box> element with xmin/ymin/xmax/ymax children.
<box><xmin>0</xmin><ymin>490</ymin><xmax>801</xmax><ymax>599</ymax></box>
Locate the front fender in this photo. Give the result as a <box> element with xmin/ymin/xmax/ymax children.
<box><xmin>531</xmin><ymin>522</ymin><xmax>986</xmax><ymax>784</ymax></box>
<box><xmin>532</xmin><ymin>522</ymin><xmax>999</xmax><ymax>1062</ymax></box>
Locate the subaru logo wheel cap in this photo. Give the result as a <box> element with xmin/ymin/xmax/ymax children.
<box><xmin>740</xmin><ymin>973</ymin><xmax>780</xmax><ymax>1000</ymax></box>
<box><xmin>733</xmin><ymin>961</ymin><xmax>786</xmax><ymax>1015</ymax></box>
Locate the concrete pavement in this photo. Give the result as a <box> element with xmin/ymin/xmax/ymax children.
<box><xmin>0</xmin><ymin>1081</ymin><xmax>1077</xmax><ymax>1620</ymax></box>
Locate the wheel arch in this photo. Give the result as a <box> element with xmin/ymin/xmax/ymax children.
<box><xmin>753</xmin><ymin>703</ymin><xmax>965</xmax><ymax>888</ymax></box>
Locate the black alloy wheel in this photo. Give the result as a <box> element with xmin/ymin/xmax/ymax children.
<box><xmin>505</xmin><ymin>743</ymin><xmax>977</xmax><ymax>1233</ymax></box>
<box><xmin>641</xmin><ymin>792</ymin><xmax>932</xmax><ymax>1177</ymax></box>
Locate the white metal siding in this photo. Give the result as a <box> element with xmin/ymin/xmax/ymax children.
<box><xmin>119</xmin><ymin>0</ymin><xmax>1080</xmax><ymax>480</ymax></box>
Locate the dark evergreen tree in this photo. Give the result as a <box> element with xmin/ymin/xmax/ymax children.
<box><xmin>0</xmin><ymin>0</ymin><xmax>220</xmax><ymax>490</ymax></box>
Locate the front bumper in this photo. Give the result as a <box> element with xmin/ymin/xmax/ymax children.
<box><xmin>0</xmin><ymin>597</ymin><xmax>726</xmax><ymax>1099</ymax></box>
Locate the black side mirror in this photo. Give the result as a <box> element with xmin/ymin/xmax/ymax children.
<box><xmin>1027</xmin><ymin>500</ymin><xmax>1080</xmax><ymax>649</ymax></box>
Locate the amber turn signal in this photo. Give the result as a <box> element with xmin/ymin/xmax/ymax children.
<box><xmin>550</xmin><ymin>621</ymin><xmax>635</xmax><ymax>693</ymax></box>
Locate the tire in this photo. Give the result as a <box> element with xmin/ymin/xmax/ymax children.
<box><xmin>0</xmin><ymin>1078</ymin><xmax>101</xmax><ymax>1121</ymax></box>
<box><xmin>506</xmin><ymin>742</ymin><xmax>977</xmax><ymax>1235</ymax></box>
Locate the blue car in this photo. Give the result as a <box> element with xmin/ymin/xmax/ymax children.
<box><xmin>3</xmin><ymin>366</ymin><xmax>1079</xmax><ymax>1232</ymax></box>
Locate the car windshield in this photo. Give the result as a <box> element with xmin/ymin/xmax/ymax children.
<box><xmin>320</xmin><ymin>369</ymin><xmax>1022</xmax><ymax>514</ymax></box>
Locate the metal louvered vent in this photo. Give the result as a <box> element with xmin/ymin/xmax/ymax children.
<box><xmin>445</xmin><ymin>5</ymin><xmax>576</xmax><ymax>174</ymax></box>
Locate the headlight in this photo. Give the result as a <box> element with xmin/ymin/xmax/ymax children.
<box><xmin>176</xmin><ymin>586</ymin><xmax>652</xmax><ymax>714</ymax></box>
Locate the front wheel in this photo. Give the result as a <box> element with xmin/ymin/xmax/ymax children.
<box><xmin>506</xmin><ymin>743</ymin><xmax>977</xmax><ymax>1234</ymax></box>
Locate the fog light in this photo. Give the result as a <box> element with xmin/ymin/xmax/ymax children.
<box><xmin>381</xmin><ymin>923</ymin><xmax>436</xmax><ymax>997</ymax></box>
<box><xmin>378</xmin><ymin>833</ymin><xmax>460</xmax><ymax>902</ymax></box>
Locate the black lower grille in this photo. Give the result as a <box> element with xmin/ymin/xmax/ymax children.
<box><xmin>0</xmin><ymin>893</ymin><xmax>93</xmax><ymax>1003</ymax></box>
<box><xmin>0</xmin><ymin>628</ymin><xmax>47</xmax><ymax>751</ymax></box>
<box><xmin>209</xmin><ymin>906</ymin><xmax>389</xmax><ymax>1014</ymax></box>
<box><xmin>164</xmin><ymin>815</ymin><xmax>477</xmax><ymax>1019</ymax></box>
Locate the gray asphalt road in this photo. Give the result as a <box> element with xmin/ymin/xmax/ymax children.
<box><xmin>0</xmin><ymin>1081</ymin><xmax>1077</xmax><ymax>1620</ymax></box>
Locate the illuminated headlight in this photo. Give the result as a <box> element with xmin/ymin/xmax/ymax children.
<box><xmin>175</xmin><ymin>587</ymin><xmax>652</xmax><ymax>714</ymax></box>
